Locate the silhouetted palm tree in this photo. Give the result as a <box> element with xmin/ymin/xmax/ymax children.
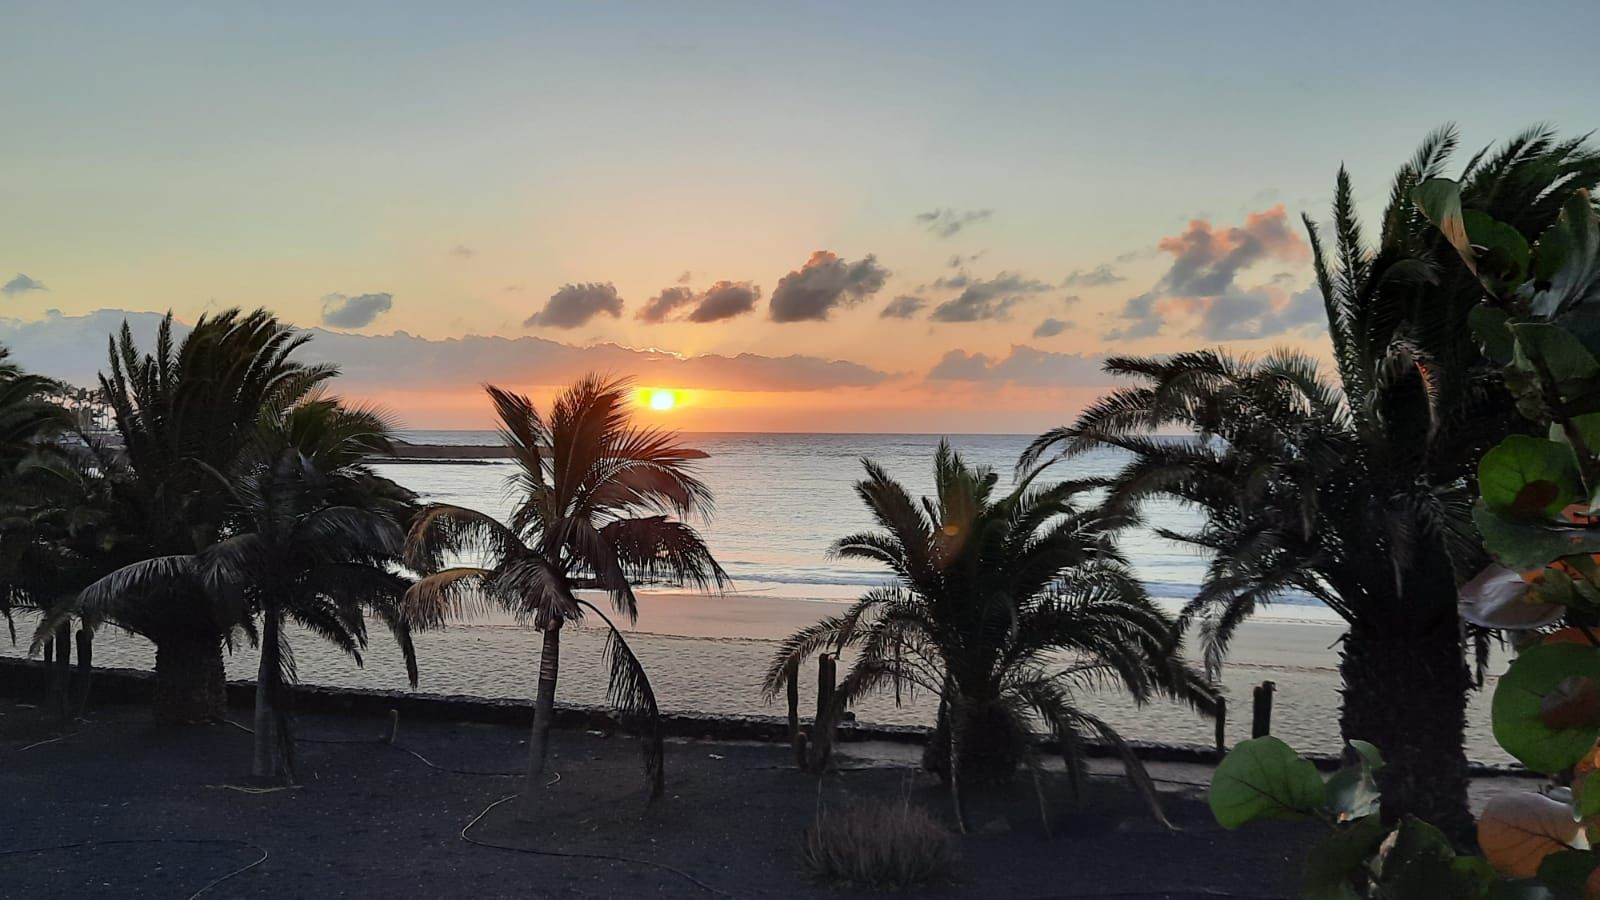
<box><xmin>0</xmin><ymin>343</ymin><xmax>77</xmax><ymax>706</ymax></box>
<box><xmin>203</xmin><ymin>397</ymin><xmax>417</xmax><ymax>780</ymax></box>
<box><xmin>763</xmin><ymin>442</ymin><xmax>1216</xmax><ymax>827</ymax></box>
<box><xmin>1025</xmin><ymin>127</ymin><xmax>1600</xmax><ymax>835</ymax></box>
<box><xmin>11</xmin><ymin>445</ymin><xmax>140</xmax><ymax>718</ymax></box>
<box><xmin>84</xmin><ymin>309</ymin><xmax>340</xmax><ymax>723</ymax></box>
<box><xmin>404</xmin><ymin>376</ymin><xmax>726</xmax><ymax>816</ymax></box>
<box><xmin>0</xmin><ymin>344</ymin><xmax>69</xmax><ymax>473</ymax></box>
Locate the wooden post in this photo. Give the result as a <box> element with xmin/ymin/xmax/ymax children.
<box><xmin>810</xmin><ymin>655</ymin><xmax>838</xmax><ymax>772</ymax></box>
<box><xmin>786</xmin><ymin>657</ymin><xmax>806</xmax><ymax>769</ymax></box>
<box><xmin>786</xmin><ymin>657</ymin><xmax>800</xmax><ymax>740</ymax></box>
<box><xmin>1214</xmin><ymin>695</ymin><xmax>1227</xmax><ymax>755</ymax></box>
<box><xmin>1251</xmin><ymin>681</ymin><xmax>1275</xmax><ymax>739</ymax></box>
<box><xmin>71</xmin><ymin>628</ymin><xmax>93</xmax><ymax>716</ymax></box>
<box><xmin>814</xmin><ymin>654</ymin><xmax>834</xmax><ymax>727</ymax></box>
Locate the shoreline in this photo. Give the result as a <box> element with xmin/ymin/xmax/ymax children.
<box><xmin>0</xmin><ymin>656</ymin><xmax>1533</xmax><ymax>778</ymax></box>
<box><xmin>0</xmin><ymin>589</ymin><xmax>1514</xmax><ymax>764</ymax></box>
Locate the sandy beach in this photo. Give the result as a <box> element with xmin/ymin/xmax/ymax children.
<box><xmin>1</xmin><ymin>589</ymin><xmax>1513</xmax><ymax>765</ymax></box>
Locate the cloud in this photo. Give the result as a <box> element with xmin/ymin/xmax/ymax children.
<box><xmin>1155</xmin><ymin>205</ymin><xmax>1306</xmax><ymax>298</ymax></box>
<box><xmin>636</xmin><ymin>286</ymin><xmax>697</xmax><ymax>323</ymax></box>
<box><xmin>946</xmin><ymin>251</ymin><xmax>986</xmax><ymax>268</ymax></box>
<box><xmin>1103</xmin><ymin>206</ymin><xmax>1312</xmax><ymax>340</ymax></box>
<box><xmin>676</xmin><ymin>270</ymin><xmax>693</xmax><ymax>284</ymax></box>
<box><xmin>637</xmin><ymin>280</ymin><xmax>761</xmax><ymax>324</ymax></box>
<box><xmin>525</xmin><ymin>282</ymin><xmax>624</xmax><ymax>329</ymax></box>
<box><xmin>1062</xmin><ymin>265</ymin><xmax>1124</xmax><ymax>287</ymax></box>
<box><xmin>933</xmin><ymin>271</ymin><xmax>972</xmax><ymax>290</ymax></box>
<box><xmin>927</xmin><ymin>345</ymin><xmax>1107</xmax><ymax>387</ymax></box>
<box><xmin>1032</xmin><ymin>318</ymin><xmax>1068</xmax><ymax>338</ymax></box>
<box><xmin>1106</xmin><ymin>284</ymin><xmax>1326</xmax><ymax>341</ymax></box>
<box><xmin>1196</xmin><ymin>284</ymin><xmax>1326</xmax><ymax>340</ymax></box>
<box><xmin>688</xmin><ymin>281</ymin><xmax>760</xmax><ymax>323</ymax></box>
<box><xmin>449</xmin><ymin>245</ymin><xmax>474</xmax><ymax>258</ymax></box>
<box><xmin>320</xmin><ymin>292</ymin><xmax>394</xmax><ymax>329</ymax></box>
<box><xmin>880</xmin><ymin>295</ymin><xmax>927</xmax><ymax>319</ymax></box>
<box><xmin>0</xmin><ymin>309</ymin><xmax>894</xmax><ymax>395</ymax></box>
<box><xmin>1104</xmin><ymin>292</ymin><xmax>1164</xmax><ymax>341</ymax></box>
<box><xmin>915</xmin><ymin>208</ymin><xmax>993</xmax><ymax>238</ymax></box>
<box><xmin>2</xmin><ymin>274</ymin><xmax>47</xmax><ymax>297</ymax></box>
<box><xmin>769</xmin><ymin>251</ymin><xmax>890</xmax><ymax>322</ymax></box>
<box><xmin>929</xmin><ymin>272</ymin><xmax>1053</xmax><ymax>323</ymax></box>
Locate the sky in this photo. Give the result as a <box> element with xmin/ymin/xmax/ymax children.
<box><xmin>2</xmin><ymin>2</ymin><xmax>1595</xmax><ymax>433</ymax></box>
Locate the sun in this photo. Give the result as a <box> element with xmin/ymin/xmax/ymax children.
<box><xmin>646</xmin><ymin>388</ymin><xmax>677</xmax><ymax>411</ymax></box>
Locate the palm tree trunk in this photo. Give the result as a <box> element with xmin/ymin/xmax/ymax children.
<box><xmin>519</xmin><ymin>622</ymin><xmax>562</xmax><ymax>820</ymax></box>
<box><xmin>48</xmin><ymin>623</ymin><xmax>72</xmax><ymax>721</ymax></box>
<box><xmin>153</xmin><ymin>633</ymin><xmax>227</xmax><ymax>725</ymax></box>
<box><xmin>1338</xmin><ymin>618</ymin><xmax>1472</xmax><ymax>840</ymax></box>
<box><xmin>71</xmin><ymin>627</ymin><xmax>93</xmax><ymax>716</ymax></box>
<box><xmin>252</xmin><ymin>613</ymin><xmax>280</xmax><ymax>779</ymax></box>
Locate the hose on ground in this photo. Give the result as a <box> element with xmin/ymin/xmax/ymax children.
<box><xmin>0</xmin><ymin>837</ymin><xmax>268</xmax><ymax>900</ymax></box>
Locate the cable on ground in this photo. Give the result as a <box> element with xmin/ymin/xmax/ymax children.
<box><xmin>0</xmin><ymin>837</ymin><xmax>268</xmax><ymax>899</ymax></box>
<box><xmin>459</xmin><ymin>793</ymin><xmax>738</xmax><ymax>899</ymax></box>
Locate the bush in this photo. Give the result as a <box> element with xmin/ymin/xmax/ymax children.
<box><xmin>801</xmin><ymin>797</ymin><xmax>960</xmax><ymax>891</ymax></box>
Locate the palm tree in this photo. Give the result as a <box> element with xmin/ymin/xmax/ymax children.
<box><xmin>8</xmin><ymin>445</ymin><xmax>140</xmax><ymax>719</ymax></box>
<box><xmin>1025</xmin><ymin>127</ymin><xmax>1600</xmax><ymax>836</ymax></box>
<box><xmin>0</xmin><ymin>344</ymin><xmax>77</xmax><ymax>712</ymax></box>
<box><xmin>403</xmin><ymin>376</ymin><xmax>727</xmax><ymax>817</ymax></box>
<box><xmin>0</xmin><ymin>344</ymin><xmax>69</xmax><ymax>472</ymax></box>
<box><xmin>202</xmin><ymin>397</ymin><xmax>417</xmax><ymax>780</ymax></box>
<box><xmin>87</xmin><ymin>309</ymin><xmax>337</xmax><ymax>723</ymax></box>
<box><xmin>763</xmin><ymin>442</ymin><xmax>1216</xmax><ymax>828</ymax></box>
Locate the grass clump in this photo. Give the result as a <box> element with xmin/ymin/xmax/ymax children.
<box><xmin>802</xmin><ymin>797</ymin><xmax>959</xmax><ymax>891</ymax></box>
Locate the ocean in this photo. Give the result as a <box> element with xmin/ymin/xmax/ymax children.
<box><xmin>4</xmin><ymin>432</ymin><xmax>1511</xmax><ymax>763</ymax></box>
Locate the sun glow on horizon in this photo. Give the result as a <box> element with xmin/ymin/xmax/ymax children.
<box><xmin>646</xmin><ymin>388</ymin><xmax>677</xmax><ymax>411</ymax></box>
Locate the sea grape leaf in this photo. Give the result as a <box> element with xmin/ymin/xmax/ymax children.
<box><xmin>1414</xmin><ymin>178</ymin><xmax>1474</xmax><ymax>271</ymax></box>
<box><xmin>1208</xmin><ymin>736</ymin><xmax>1327</xmax><ymax>829</ymax></box>
<box><xmin>1493</xmin><ymin>643</ymin><xmax>1600</xmax><ymax>774</ymax></box>
<box><xmin>1302</xmin><ymin>815</ymin><xmax>1387</xmax><ymax>900</ymax></box>
<box><xmin>1467</xmin><ymin>209</ymin><xmax>1532</xmax><ymax>289</ymax></box>
<box><xmin>1347</xmin><ymin>739</ymin><xmax>1384</xmax><ymax>771</ymax></box>
<box><xmin>1576</xmin><ymin>770</ymin><xmax>1600</xmax><ymax>824</ymax></box>
<box><xmin>1542</xmin><ymin>676</ymin><xmax>1600</xmax><ymax>731</ymax></box>
<box><xmin>1510</xmin><ymin>323</ymin><xmax>1600</xmax><ymax>396</ymax></box>
<box><xmin>1377</xmin><ymin>816</ymin><xmax>1488</xmax><ymax>899</ymax></box>
<box><xmin>1480</xmin><ymin>435</ymin><xmax>1585</xmax><ymax>519</ymax></box>
<box><xmin>1324</xmin><ymin>768</ymin><xmax>1379</xmax><ymax>823</ymax></box>
<box><xmin>1537</xmin><ymin>848</ymin><xmax>1600</xmax><ymax>900</ymax></box>
<box><xmin>1460</xmin><ymin>564</ymin><xmax>1566</xmax><ymax>630</ymax></box>
<box><xmin>1479</xmin><ymin>792</ymin><xmax>1590</xmax><ymax>880</ymax></box>
<box><xmin>1474</xmin><ymin>502</ymin><xmax>1600</xmax><ymax>572</ymax></box>
<box><xmin>1536</xmin><ymin>189</ymin><xmax>1600</xmax><ymax>318</ymax></box>
<box><xmin>1473</xmin><ymin>304</ymin><xmax>1517</xmax><ymax>366</ymax></box>
<box><xmin>1550</xmin><ymin>414</ymin><xmax>1600</xmax><ymax>467</ymax></box>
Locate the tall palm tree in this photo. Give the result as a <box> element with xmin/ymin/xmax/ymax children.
<box><xmin>1025</xmin><ymin>127</ymin><xmax>1600</xmax><ymax>836</ymax></box>
<box><xmin>200</xmin><ymin>397</ymin><xmax>417</xmax><ymax>780</ymax></box>
<box><xmin>763</xmin><ymin>442</ymin><xmax>1216</xmax><ymax>827</ymax></box>
<box><xmin>87</xmin><ymin>309</ymin><xmax>337</xmax><ymax>723</ymax></box>
<box><xmin>0</xmin><ymin>343</ymin><xmax>77</xmax><ymax>707</ymax></box>
<box><xmin>403</xmin><ymin>376</ymin><xmax>727</xmax><ymax>817</ymax></box>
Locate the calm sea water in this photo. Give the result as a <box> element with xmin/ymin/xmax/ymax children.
<box><xmin>7</xmin><ymin>432</ymin><xmax>1510</xmax><ymax>762</ymax></box>
<box><xmin>394</xmin><ymin>430</ymin><xmax>1317</xmax><ymax>614</ymax></box>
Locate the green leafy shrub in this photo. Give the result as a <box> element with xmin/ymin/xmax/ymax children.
<box><xmin>802</xmin><ymin>797</ymin><xmax>960</xmax><ymax>891</ymax></box>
